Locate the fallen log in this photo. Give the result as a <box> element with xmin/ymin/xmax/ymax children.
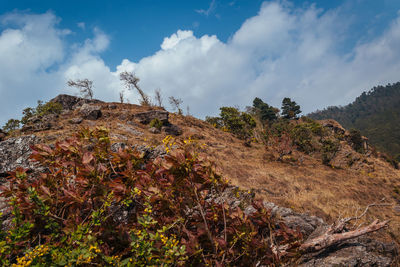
<box><xmin>299</xmin><ymin>219</ymin><xmax>389</xmax><ymax>253</ymax></box>
<box><xmin>272</xmin><ymin>201</ymin><xmax>392</xmax><ymax>258</ymax></box>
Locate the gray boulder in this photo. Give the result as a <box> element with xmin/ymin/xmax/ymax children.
<box><xmin>162</xmin><ymin>124</ymin><xmax>183</xmax><ymax>136</ymax></box>
<box><xmin>21</xmin><ymin>114</ymin><xmax>59</xmax><ymax>132</ymax></box>
<box><xmin>263</xmin><ymin>201</ymin><xmax>324</xmax><ymax>237</ymax></box>
<box><xmin>133</xmin><ymin>110</ymin><xmax>169</xmax><ymax>124</ymax></box>
<box><xmin>69</xmin><ymin>117</ymin><xmax>83</xmax><ymax>124</ymax></box>
<box><xmin>79</xmin><ymin>104</ymin><xmax>102</xmax><ymax>120</ymax></box>
<box><xmin>0</xmin><ymin>135</ymin><xmax>40</xmax><ymax>176</ymax></box>
<box><xmin>50</xmin><ymin>94</ymin><xmax>103</xmax><ymax>110</ymax></box>
<box><xmin>149</xmin><ymin>127</ymin><xmax>161</xmax><ymax>134</ymax></box>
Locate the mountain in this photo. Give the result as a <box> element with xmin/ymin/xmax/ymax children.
<box><xmin>308</xmin><ymin>82</ymin><xmax>400</xmax><ymax>160</ymax></box>
<box><xmin>0</xmin><ymin>94</ymin><xmax>399</xmax><ymax>265</ymax></box>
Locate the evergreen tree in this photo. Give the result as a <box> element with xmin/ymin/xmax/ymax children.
<box><xmin>252</xmin><ymin>97</ymin><xmax>279</xmax><ymax>123</ymax></box>
<box><xmin>281</xmin><ymin>97</ymin><xmax>301</xmax><ymax>119</ymax></box>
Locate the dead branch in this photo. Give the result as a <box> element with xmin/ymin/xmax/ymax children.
<box><xmin>274</xmin><ymin>201</ymin><xmax>392</xmax><ymax>256</ymax></box>
<box><xmin>299</xmin><ymin>219</ymin><xmax>389</xmax><ymax>253</ymax></box>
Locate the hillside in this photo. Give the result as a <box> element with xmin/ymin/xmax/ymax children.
<box><xmin>0</xmin><ymin>94</ymin><xmax>399</xmax><ymax>266</ymax></box>
<box><xmin>308</xmin><ymin>82</ymin><xmax>400</xmax><ymax>160</ymax></box>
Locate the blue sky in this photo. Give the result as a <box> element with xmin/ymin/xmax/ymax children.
<box><xmin>1</xmin><ymin>0</ymin><xmax>400</xmax><ymax>125</ymax></box>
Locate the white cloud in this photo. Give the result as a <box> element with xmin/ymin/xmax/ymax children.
<box><xmin>195</xmin><ymin>0</ymin><xmax>217</xmax><ymax>17</ymax></box>
<box><xmin>0</xmin><ymin>12</ymin><xmax>67</xmax><ymax>125</ymax></box>
<box><xmin>77</xmin><ymin>22</ymin><xmax>85</xmax><ymax>30</ymax></box>
<box><xmin>1</xmin><ymin>2</ymin><xmax>400</xmax><ymax>126</ymax></box>
<box><xmin>115</xmin><ymin>2</ymin><xmax>400</xmax><ymax>118</ymax></box>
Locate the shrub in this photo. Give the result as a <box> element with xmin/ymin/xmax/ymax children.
<box><xmin>349</xmin><ymin>129</ymin><xmax>363</xmax><ymax>153</ymax></box>
<box><xmin>35</xmin><ymin>101</ymin><xmax>63</xmax><ymax>117</ymax></box>
<box><xmin>0</xmin><ymin>127</ymin><xmax>302</xmax><ymax>266</ymax></box>
<box><xmin>205</xmin><ymin>116</ymin><xmax>223</xmax><ymax>128</ymax></box>
<box><xmin>290</xmin><ymin>124</ymin><xmax>314</xmax><ymax>153</ymax></box>
<box><xmin>266</xmin><ymin>119</ymin><xmax>292</xmax><ymax>140</ymax></box>
<box><xmin>218</xmin><ymin>107</ymin><xmax>256</xmax><ymax>139</ymax></box>
<box><xmin>149</xmin><ymin>118</ymin><xmax>163</xmax><ymax>130</ymax></box>
<box><xmin>2</xmin><ymin>119</ymin><xmax>20</xmax><ymax>133</ymax></box>
<box><xmin>21</xmin><ymin>101</ymin><xmax>63</xmax><ymax>125</ymax></box>
<box><xmin>21</xmin><ymin>107</ymin><xmax>35</xmax><ymax>125</ymax></box>
<box><xmin>321</xmin><ymin>139</ymin><xmax>340</xmax><ymax>165</ymax></box>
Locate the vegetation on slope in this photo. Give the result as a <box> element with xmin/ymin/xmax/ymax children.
<box><xmin>308</xmin><ymin>82</ymin><xmax>400</xmax><ymax>160</ymax></box>
<box><xmin>0</xmin><ymin>127</ymin><xmax>302</xmax><ymax>266</ymax></box>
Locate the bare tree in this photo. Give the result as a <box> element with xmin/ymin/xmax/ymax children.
<box><xmin>169</xmin><ymin>96</ymin><xmax>183</xmax><ymax>115</ymax></box>
<box><xmin>119</xmin><ymin>91</ymin><xmax>124</xmax><ymax>103</ymax></box>
<box><xmin>154</xmin><ymin>88</ymin><xmax>163</xmax><ymax>107</ymax></box>
<box><xmin>67</xmin><ymin>79</ymin><xmax>94</xmax><ymax>99</ymax></box>
<box><xmin>119</xmin><ymin>71</ymin><xmax>150</xmax><ymax>106</ymax></box>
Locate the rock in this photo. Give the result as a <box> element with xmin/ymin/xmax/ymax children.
<box><xmin>0</xmin><ymin>135</ymin><xmax>40</xmax><ymax>176</ymax></box>
<box><xmin>132</xmin><ymin>144</ymin><xmax>166</xmax><ymax>160</ymax></box>
<box><xmin>133</xmin><ymin>110</ymin><xmax>169</xmax><ymax>124</ymax></box>
<box><xmin>21</xmin><ymin>114</ymin><xmax>60</xmax><ymax>133</ymax></box>
<box><xmin>108</xmin><ymin>104</ymin><xmax>117</xmax><ymax>109</ymax></box>
<box><xmin>111</xmin><ymin>142</ymin><xmax>127</xmax><ymax>152</ymax></box>
<box><xmin>162</xmin><ymin>124</ymin><xmax>182</xmax><ymax>136</ymax></box>
<box><xmin>0</xmin><ymin>130</ymin><xmax>6</xmax><ymax>141</ymax></box>
<box><xmin>117</xmin><ymin>123</ymin><xmax>144</xmax><ymax>136</ymax></box>
<box><xmin>110</xmin><ymin>133</ymin><xmax>128</xmax><ymax>141</ymax></box>
<box><xmin>69</xmin><ymin>117</ymin><xmax>83</xmax><ymax>124</ymax></box>
<box><xmin>212</xmin><ymin>186</ymin><xmax>255</xmax><ymax>209</ymax></box>
<box><xmin>299</xmin><ymin>237</ymin><xmax>395</xmax><ymax>266</ymax></box>
<box><xmin>321</xmin><ymin>119</ymin><xmax>346</xmax><ymax>135</ymax></box>
<box><xmin>79</xmin><ymin>104</ymin><xmax>102</xmax><ymax>120</ymax></box>
<box><xmin>244</xmin><ymin>205</ymin><xmax>257</xmax><ymax>215</ymax></box>
<box><xmin>50</xmin><ymin>94</ymin><xmax>103</xmax><ymax>110</ymax></box>
<box><xmin>263</xmin><ymin>201</ymin><xmax>324</xmax><ymax>237</ymax></box>
<box><xmin>149</xmin><ymin>127</ymin><xmax>161</xmax><ymax>134</ymax></box>
<box><xmin>118</xmin><ymin>112</ymin><xmax>129</xmax><ymax>121</ymax></box>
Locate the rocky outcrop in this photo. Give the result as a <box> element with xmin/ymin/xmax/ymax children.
<box><xmin>50</xmin><ymin>94</ymin><xmax>103</xmax><ymax>110</ymax></box>
<box><xmin>0</xmin><ymin>135</ymin><xmax>40</xmax><ymax>176</ymax></box>
<box><xmin>21</xmin><ymin>114</ymin><xmax>59</xmax><ymax>132</ymax></box>
<box><xmin>133</xmin><ymin>110</ymin><xmax>169</xmax><ymax>124</ymax></box>
<box><xmin>321</xmin><ymin>119</ymin><xmax>346</xmax><ymax>135</ymax></box>
<box><xmin>162</xmin><ymin>124</ymin><xmax>183</xmax><ymax>136</ymax></box>
<box><xmin>79</xmin><ymin>104</ymin><xmax>102</xmax><ymax>120</ymax></box>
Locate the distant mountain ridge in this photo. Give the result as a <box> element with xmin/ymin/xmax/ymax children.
<box><xmin>308</xmin><ymin>82</ymin><xmax>400</xmax><ymax>159</ymax></box>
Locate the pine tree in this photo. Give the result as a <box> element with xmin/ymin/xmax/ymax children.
<box><xmin>281</xmin><ymin>97</ymin><xmax>301</xmax><ymax>119</ymax></box>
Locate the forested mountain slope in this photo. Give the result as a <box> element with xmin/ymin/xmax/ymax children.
<box><xmin>308</xmin><ymin>82</ymin><xmax>400</xmax><ymax>159</ymax></box>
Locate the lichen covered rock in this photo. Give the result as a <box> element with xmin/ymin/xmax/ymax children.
<box><xmin>0</xmin><ymin>135</ymin><xmax>40</xmax><ymax>176</ymax></box>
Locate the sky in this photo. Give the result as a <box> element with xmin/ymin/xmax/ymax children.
<box><xmin>1</xmin><ymin>0</ymin><xmax>400</xmax><ymax>126</ymax></box>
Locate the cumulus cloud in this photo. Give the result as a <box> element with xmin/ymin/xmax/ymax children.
<box><xmin>0</xmin><ymin>12</ymin><xmax>67</xmax><ymax>125</ymax></box>
<box><xmin>1</xmin><ymin>1</ymin><xmax>400</xmax><ymax>126</ymax></box>
<box><xmin>116</xmin><ymin>2</ymin><xmax>400</xmax><ymax>118</ymax></box>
